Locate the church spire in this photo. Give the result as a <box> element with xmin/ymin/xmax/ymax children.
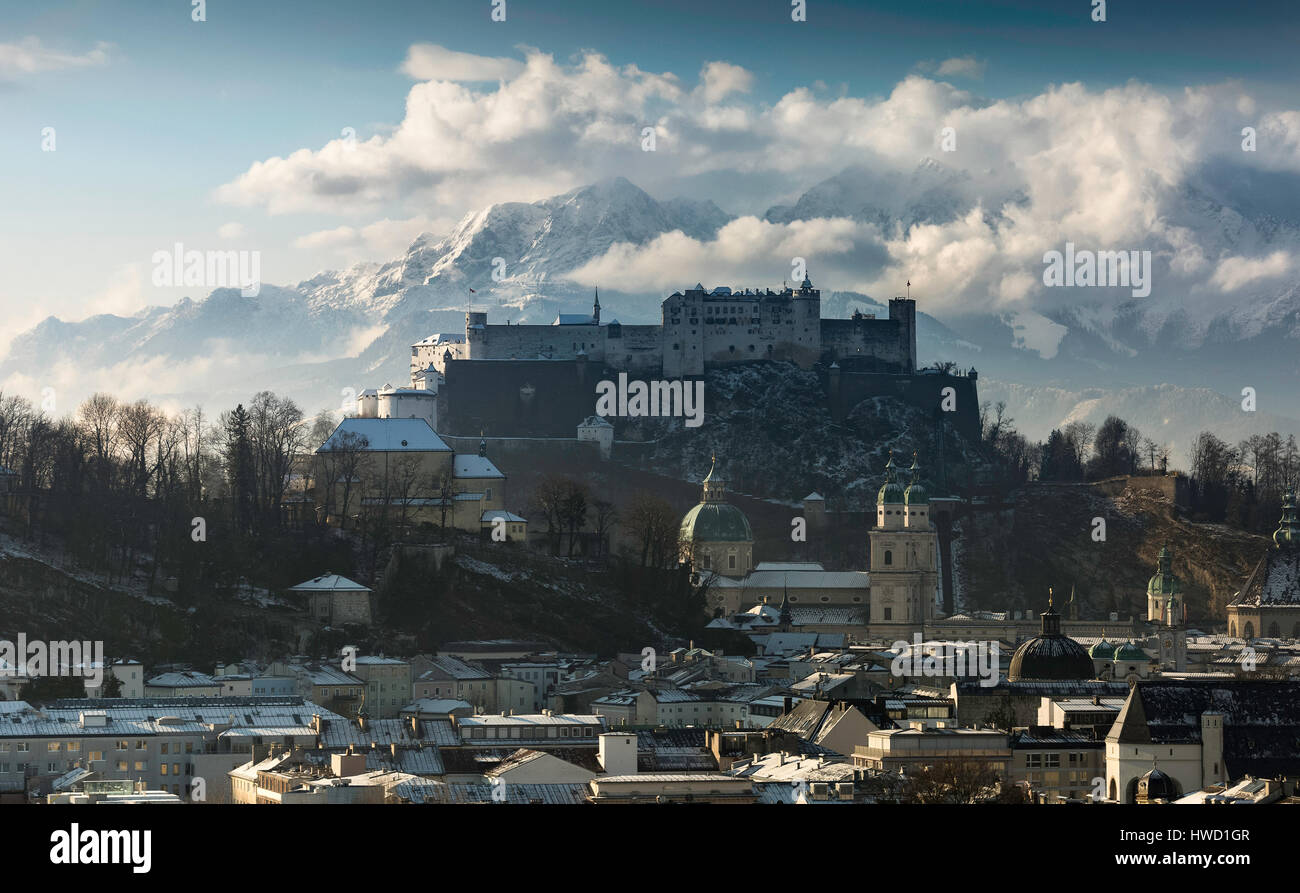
<box><xmin>593</xmin><ymin>286</ymin><xmax>600</xmax><ymax>325</ymax></box>
<box><xmin>1041</xmin><ymin>588</ymin><xmax>1062</xmax><ymax>636</ymax></box>
<box><xmin>1275</xmin><ymin>488</ymin><xmax>1299</xmax><ymax>549</ymax></box>
<box><xmin>702</xmin><ymin>453</ymin><xmax>728</xmax><ymax>503</ymax></box>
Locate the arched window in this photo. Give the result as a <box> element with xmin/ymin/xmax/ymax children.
<box><xmin>1244</xmin><ymin>622</ymin><xmax>1254</xmax><ymax>639</ymax></box>
<box><xmin>1268</xmin><ymin>622</ymin><xmax>1280</xmax><ymax>638</ymax></box>
<box><xmin>884</xmin><ymin>550</ymin><xmax>893</xmax><ymax>565</ymax></box>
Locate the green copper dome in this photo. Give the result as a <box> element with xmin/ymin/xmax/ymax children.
<box><xmin>903</xmin><ymin>453</ymin><xmax>928</xmax><ymax>505</ymax></box>
<box><xmin>877</xmin><ymin>452</ymin><xmax>905</xmax><ymax>505</ymax></box>
<box><xmin>1089</xmin><ymin>639</ymin><xmax>1115</xmax><ymax>659</ymax></box>
<box><xmin>1113</xmin><ymin>642</ymin><xmax>1150</xmax><ymax>662</ymax></box>
<box><xmin>681</xmin><ymin>455</ymin><xmax>753</xmax><ymax>544</ymax></box>
<box><xmin>1275</xmin><ymin>490</ymin><xmax>1299</xmax><ymax>548</ymax></box>
<box><xmin>1147</xmin><ymin>545</ymin><xmax>1182</xmax><ymax>595</ymax></box>
<box><xmin>680</xmin><ymin>502</ymin><xmax>753</xmax><ymax>543</ymax></box>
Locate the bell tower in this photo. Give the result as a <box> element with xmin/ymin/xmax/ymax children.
<box><xmin>869</xmin><ymin>452</ymin><xmax>940</xmax><ymax>632</ymax></box>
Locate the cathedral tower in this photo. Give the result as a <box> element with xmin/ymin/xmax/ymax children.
<box><xmin>869</xmin><ymin>451</ymin><xmax>939</xmax><ymax>631</ymax></box>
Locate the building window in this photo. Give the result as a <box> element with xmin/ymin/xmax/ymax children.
<box><xmin>884</xmin><ymin>550</ymin><xmax>893</xmax><ymax>565</ymax></box>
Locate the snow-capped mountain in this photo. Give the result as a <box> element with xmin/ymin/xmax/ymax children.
<box><xmin>0</xmin><ymin>178</ymin><xmax>733</xmax><ymax>413</ymax></box>
<box><xmin>3</xmin><ymin>167</ymin><xmax>1297</xmax><ymax>463</ymax></box>
<box><xmin>300</xmin><ymin>176</ymin><xmax>731</xmax><ymax>323</ymax></box>
<box><xmin>765</xmin><ymin>158</ymin><xmax>986</xmax><ymax>234</ymax></box>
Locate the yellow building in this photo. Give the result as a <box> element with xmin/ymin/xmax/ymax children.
<box><xmin>313</xmin><ymin>419</ymin><xmax>523</xmax><ymax>535</ymax></box>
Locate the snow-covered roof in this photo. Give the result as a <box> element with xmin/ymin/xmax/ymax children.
<box><xmin>482</xmin><ymin>510</ymin><xmax>527</xmax><ymax>523</ymax></box>
<box><xmin>755</xmin><ymin>561</ymin><xmax>825</xmax><ymax>572</ymax></box>
<box><xmin>288</xmin><ymin>573</ymin><xmax>371</xmax><ymax>593</ymax></box>
<box><xmin>319</xmin><ymin>418</ymin><xmax>450</xmax><ymax>453</ymax></box>
<box><xmin>552</xmin><ymin>313</ymin><xmax>596</xmax><ymax>325</ymax></box>
<box><xmin>579</xmin><ymin>415</ymin><xmax>614</xmax><ymax>428</ymax></box>
<box><xmin>414</xmin><ymin>333</ymin><xmax>466</xmax><ymax>345</ymax></box>
<box><xmin>146</xmin><ymin>671</ymin><xmax>219</xmax><ymax>688</ymax></box>
<box><xmin>454</xmin><ymin>454</ymin><xmax>505</xmax><ymax>478</ymax></box>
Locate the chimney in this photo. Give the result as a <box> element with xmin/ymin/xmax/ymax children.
<box><xmin>783</xmin><ymin>696</ymin><xmax>793</xmax><ymax>715</ymax></box>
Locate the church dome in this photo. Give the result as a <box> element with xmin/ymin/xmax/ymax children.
<box><xmin>903</xmin><ymin>453</ymin><xmax>928</xmax><ymax>505</ymax></box>
<box><xmin>681</xmin><ymin>455</ymin><xmax>753</xmax><ymax>544</ymax></box>
<box><xmin>680</xmin><ymin>502</ymin><xmax>754</xmax><ymax>544</ymax></box>
<box><xmin>1008</xmin><ymin>593</ymin><xmax>1095</xmax><ymax>682</ymax></box>
<box><xmin>1089</xmin><ymin>639</ymin><xmax>1115</xmax><ymax>659</ymax></box>
<box><xmin>1136</xmin><ymin>767</ymin><xmax>1177</xmax><ymax>803</ymax></box>
<box><xmin>877</xmin><ymin>452</ymin><xmax>905</xmax><ymax>505</ymax></box>
<box><xmin>1147</xmin><ymin>546</ymin><xmax>1182</xmax><ymax>595</ymax></box>
<box><xmin>1113</xmin><ymin>642</ymin><xmax>1150</xmax><ymax>662</ymax></box>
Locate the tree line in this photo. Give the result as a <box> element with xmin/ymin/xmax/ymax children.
<box><xmin>0</xmin><ymin>389</ymin><xmax>347</xmax><ymax>601</ymax></box>
<box><xmin>977</xmin><ymin>400</ymin><xmax>1297</xmax><ymax>534</ymax></box>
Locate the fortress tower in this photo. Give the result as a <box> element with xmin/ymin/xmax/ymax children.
<box><xmin>888</xmin><ymin>297</ymin><xmax>917</xmax><ymax>373</ymax></box>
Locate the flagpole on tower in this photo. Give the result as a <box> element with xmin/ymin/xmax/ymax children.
<box><xmin>906</xmin><ymin>279</ymin><xmax>911</xmax><ymax>300</ymax></box>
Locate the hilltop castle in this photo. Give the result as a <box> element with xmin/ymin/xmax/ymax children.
<box><xmin>411</xmin><ymin>276</ymin><xmax>918</xmax><ymax>381</ymax></box>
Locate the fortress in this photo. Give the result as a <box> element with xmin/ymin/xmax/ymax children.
<box><xmin>411</xmin><ymin>276</ymin><xmax>918</xmax><ymax>381</ymax></box>
<box><xmin>396</xmin><ymin>276</ymin><xmax>979</xmax><ymax>442</ymax></box>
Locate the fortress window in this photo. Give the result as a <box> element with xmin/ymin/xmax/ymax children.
<box><xmin>748</xmin><ymin>345</ymin><xmax>755</xmax><ymax>351</ymax></box>
<box><xmin>672</xmin><ymin>343</ymin><xmax>680</xmax><ymax>350</ymax></box>
<box><xmin>728</xmin><ymin>555</ymin><xmax>736</xmax><ymax>570</ymax></box>
<box><xmin>729</xmin><ymin>345</ymin><xmax>735</xmax><ymax>353</ymax></box>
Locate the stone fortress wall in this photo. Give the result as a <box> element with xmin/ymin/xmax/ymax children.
<box><xmin>411</xmin><ymin>278</ymin><xmax>917</xmax><ymax>381</ymax></box>
<box><xmin>413</xmin><ymin>278</ymin><xmax>984</xmax><ymax>445</ymax></box>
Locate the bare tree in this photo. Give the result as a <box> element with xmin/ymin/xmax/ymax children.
<box><xmin>315</xmin><ymin>430</ymin><xmax>368</xmax><ymax>529</ymax></box>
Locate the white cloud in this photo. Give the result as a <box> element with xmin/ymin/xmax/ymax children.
<box><xmin>215</xmin><ymin>47</ymin><xmax>1300</xmax><ymax>319</ymax></box>
<box><xmin>295</xmin><ymin>215</ymin><xmax>455</xmax><ymax>263</ymax></box>
<box><xmin>0</xmin><ymin>37</ymin><xmax>110</xmax><ymax>75</ymax></box>
<box><xmin>567</xmin><ymin>216</ymin><xmax>880</xmax><ymax>294</ymax></box>
<box><xmin>401</xmin><ymin>43</ymin><xmax>524</xmax><ymax>82</ymax></box>
<box><xmin>1209</xmin><ymin>251</ymin><xmax>1293</xmax><ymax>291</ymax></box>
<box><xmin>85</xmin><ymin>263</ymin><xmax>146</xmax><ymax>317</ymax></box>
<box><xmin>218</xmin><ymin>222</ymin><xmax>245</xmax><ymax>240</ymax></box>
<box><xmin>695</xmin><ymin>61</ymin><xmax>754</xmax><ymax>104</ymax></box>
<box><xmin>934</xmin><ymin>56</ymin><xmax>985</xmax><ymax>80</ymax></box>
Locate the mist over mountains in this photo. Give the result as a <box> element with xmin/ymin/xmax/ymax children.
<box><xmin>4</xmin><ymin>166</ymin><xmax>1298</xmax><ymax>466</ymax></box>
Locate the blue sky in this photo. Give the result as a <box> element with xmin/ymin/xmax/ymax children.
<box><xmin>3</xmin><ymin>0</ymin><xmax>1299</xmax><ymax>329</ymax></box>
